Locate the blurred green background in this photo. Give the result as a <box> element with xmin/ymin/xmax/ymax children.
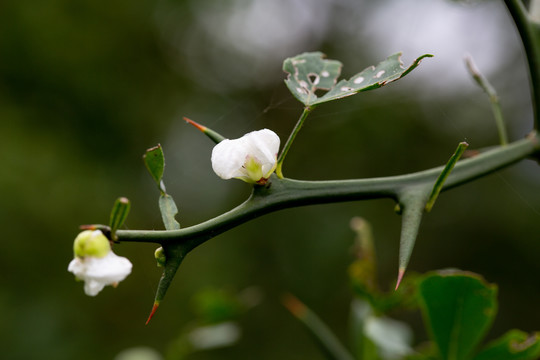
<box><xmin>2</xmin><ymin>0</ymin><xmax>540</xmax><ymax>359</ymax></box>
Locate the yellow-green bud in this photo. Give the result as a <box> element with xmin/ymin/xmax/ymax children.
<box><xmin>154</xmin><ymin>246</ymin><xmax>166</xmax><ymax>267</ymax></box>
<box><xmin>73</xmin><ymin>230</ymin><xmax>111</xmax><ymax>258</ymax></box>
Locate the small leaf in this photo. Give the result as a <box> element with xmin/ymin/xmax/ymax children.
<box><xmin>283</xmin><ymin>52</ymin><xmax>433</xmax><ymax>106</ymax></box>
<box><xmin>473</xmin><ymin>330</ymin><xmax>540</xmax><ymax>360</ymax></box>
<box><xmin>143</xmin><ymin>144</ymin><xmax>165</xmax><ymax>192</ymax></box>
<box><xmin>417</xmin><ymin>270</ymin><xmax>498</xmax><ymax>360</ymax></box>
<box><xmin>159</xmin><ymin>194</ymin><xmax>180</xmax><ymax>230</ymax></box>
<box><xmin>109</xmin><ymin>197</ymin><xmax>130</xmax><ymax>239</ymax></box>
<box><xmin>425</xmin><ymin>142</ymin><xmax>469</xmax><ymax>212</ymax></box>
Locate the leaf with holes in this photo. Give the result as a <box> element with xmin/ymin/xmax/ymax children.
<box><xmin>283</xmin><ymin>52</ymin><xmax>342</xmax><ymax>106</ymax></box>
<box><xmin>283</xmin><ymin>52</ymin><xmax>433</xmax><ymax>107</ymax></box>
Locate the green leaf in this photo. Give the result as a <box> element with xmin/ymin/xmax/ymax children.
<box><xmin>473</xmin><ymin>330</ymin><xmax>540</xmax><ymax>360</ymax></box>
<box><xmin>143</xmin><ymin>144</ymin><xmax>165</xmax><ymax>192</ymax></box>
<box><xmin>159</xmin><ymin>193</ymin><xmax>180</xmax><ymax>230</ymax></box>
<box><xmin>417</xmin><ymin>270</ymin><xmax>498</xmax><ymax>360</ymax></box>
<box><xmin>283</xmin><ymin>52</ymin><xmax>433</xmax><ymax>106</ymax></box>
<box><xmin>109</xmin><ymin>197</ymin><xmax>130</xmax><ymax>238</ymax></box>
<box><xmin>425</xmin><ymin>142</ymin><xmax>469</xmax><ymax>212</ymax></box>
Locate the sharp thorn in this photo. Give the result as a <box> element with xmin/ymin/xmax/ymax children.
<box><xmin>183</xmin><ymin>117</ymin><xmax>206</xmax><ymax>132</ymax></box>
<box><xmin>395</xmin><ymin>268</ymin><xmax>405</xmax><ymax>291</ymax></box>
<box><xmin>145</xmin><ymin>302</ymin><xmax>160</xmax><ymax>325</ymax></box>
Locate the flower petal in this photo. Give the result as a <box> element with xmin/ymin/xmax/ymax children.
<box><xmin>84</xmin><ymin>251</ymin><xmax>132</xmax><ymax>283</ymax></box>
<box><xmin>68</xmin><ymin>250</ymin><xmax>132</xmax><ymax>296</ymax></box>
<box><xmin>84</xmin><ymin>279</ymin><xmax>107</xmax><ymax>297</ymax></box>
<box><xmin>68</xmin><ymin>257</ymin><xmax>84</xmax><ymax>278</ymax></box>
<box><xmin>244</xmin><ymin>129</ymin><xmax>280</xmax><ymax>165</ymax></box>
<box><xmin>211</xmin><ymin>138</ymin><xmax>249</xmax><ymax>179</ymax></box>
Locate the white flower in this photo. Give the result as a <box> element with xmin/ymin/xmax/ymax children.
<box><xmin>68</xmin><ymin>230</ymin><xmax>132</xmax><ymax>296</ymax></box>
<box><xmin>211</xmin><ymin>129</ymin><xmax>280</xmax><ymax>184</ymax></box>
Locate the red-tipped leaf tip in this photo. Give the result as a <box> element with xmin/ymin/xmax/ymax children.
<box><xmin>395</xmin><ymin>268</ymin><xmax>405</xmax><ymax>291</ymax></box>
<box><xmin>79</xmin><ymin>224</ymin><xmax>97</xmax><ymax>230</ymax></box>
<box><xmin>183</xmin><ymin>117</ymin><xmax>207</xmax><ymax>132</ymax></box>
<box><xmin>145</xmin><ymin>302</ymin><xmax>160</xmax><ymax>325</ymax></box>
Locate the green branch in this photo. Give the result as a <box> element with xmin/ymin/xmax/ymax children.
<box><xmin>116</xmin><ymin>133</ymin><xmax>539</xmax><ymax>249</ymax></box>
<box><xmin>505</xmin><ymin>0</ymin><xmax>540</xmax><ymax>128</ymax></box>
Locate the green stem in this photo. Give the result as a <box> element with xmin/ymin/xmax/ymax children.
<box><xmin>283</xmin><ymin>294</ymin><xmax>355</xmax><ymax>360</ymax></box>
<box><xmin>505</xmin><ymin>0</ymin><xmax>540</xmax><ymax>128</ymax></box>
<box><xmin>276</xmin><ymin>106</ymin><xmax>314</xmax><ymax>178</ymax></box>
<box><xmin>116</xmin><ymin>133</ymin><xmax>539</xmax><ymax>249</ymax></box>
<box><xmin>464</xmin><ymin>57</ymin><xmax>508</xmax><ymax>145</ymax></box>
<box><xmin>492</xmin><ymin>96</ymin><xmax>510</xmax><ymax>145</ymax></box>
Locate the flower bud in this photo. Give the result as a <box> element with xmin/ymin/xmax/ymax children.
<box><xmin>73</xmin><ymin>230</ymin><xmax>111</xmax><ymax>258</ymax></box>
<box><xmin>154</xmin><ymin>247</ymin><xmax>166</xmax><ymax>267</ymax></box>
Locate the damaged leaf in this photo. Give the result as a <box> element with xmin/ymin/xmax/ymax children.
<box><xmin>283</xmin><ymin>52</ymin><xmax>342</xmax><ymax>106</ymax></box>
<box><xmin>284</xmin><ymin>52</ymin><xmax>433</xmax><ymax>107</ymax></box>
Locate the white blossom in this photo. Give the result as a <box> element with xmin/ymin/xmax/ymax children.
<box><xmin>211</xmin><ymin>129</ymin><xmax>280</xmax><ymax>184</ymax></box>
<box><xmin>68</xmin><ymin>230</ymin><xmax>132</xmax><ymax>296</ymax></box>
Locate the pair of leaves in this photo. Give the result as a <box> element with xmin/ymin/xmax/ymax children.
<box><xmin>417</xmin><ymin>270</ymin><xmax>540</xmax><ymax>360</ymax></box>
<box><xmin>143</xmin><ymin>144</ymin><xmax>180</xmax><ymax>231</ymax></box>
<box><xmin>283</xmin><ymin>52</ymin><xmax>433</xmax><ymax>107</ymax></box>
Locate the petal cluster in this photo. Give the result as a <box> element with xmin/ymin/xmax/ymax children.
<box><xmin>68</xmin><ymin>230</ymin><xmax>132</xmax><ymax>296</ymax></box>
<box><xmin>211</xmin><ymin>129</ymin><xmax>280</xmax><ymax>184</ymax></box>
